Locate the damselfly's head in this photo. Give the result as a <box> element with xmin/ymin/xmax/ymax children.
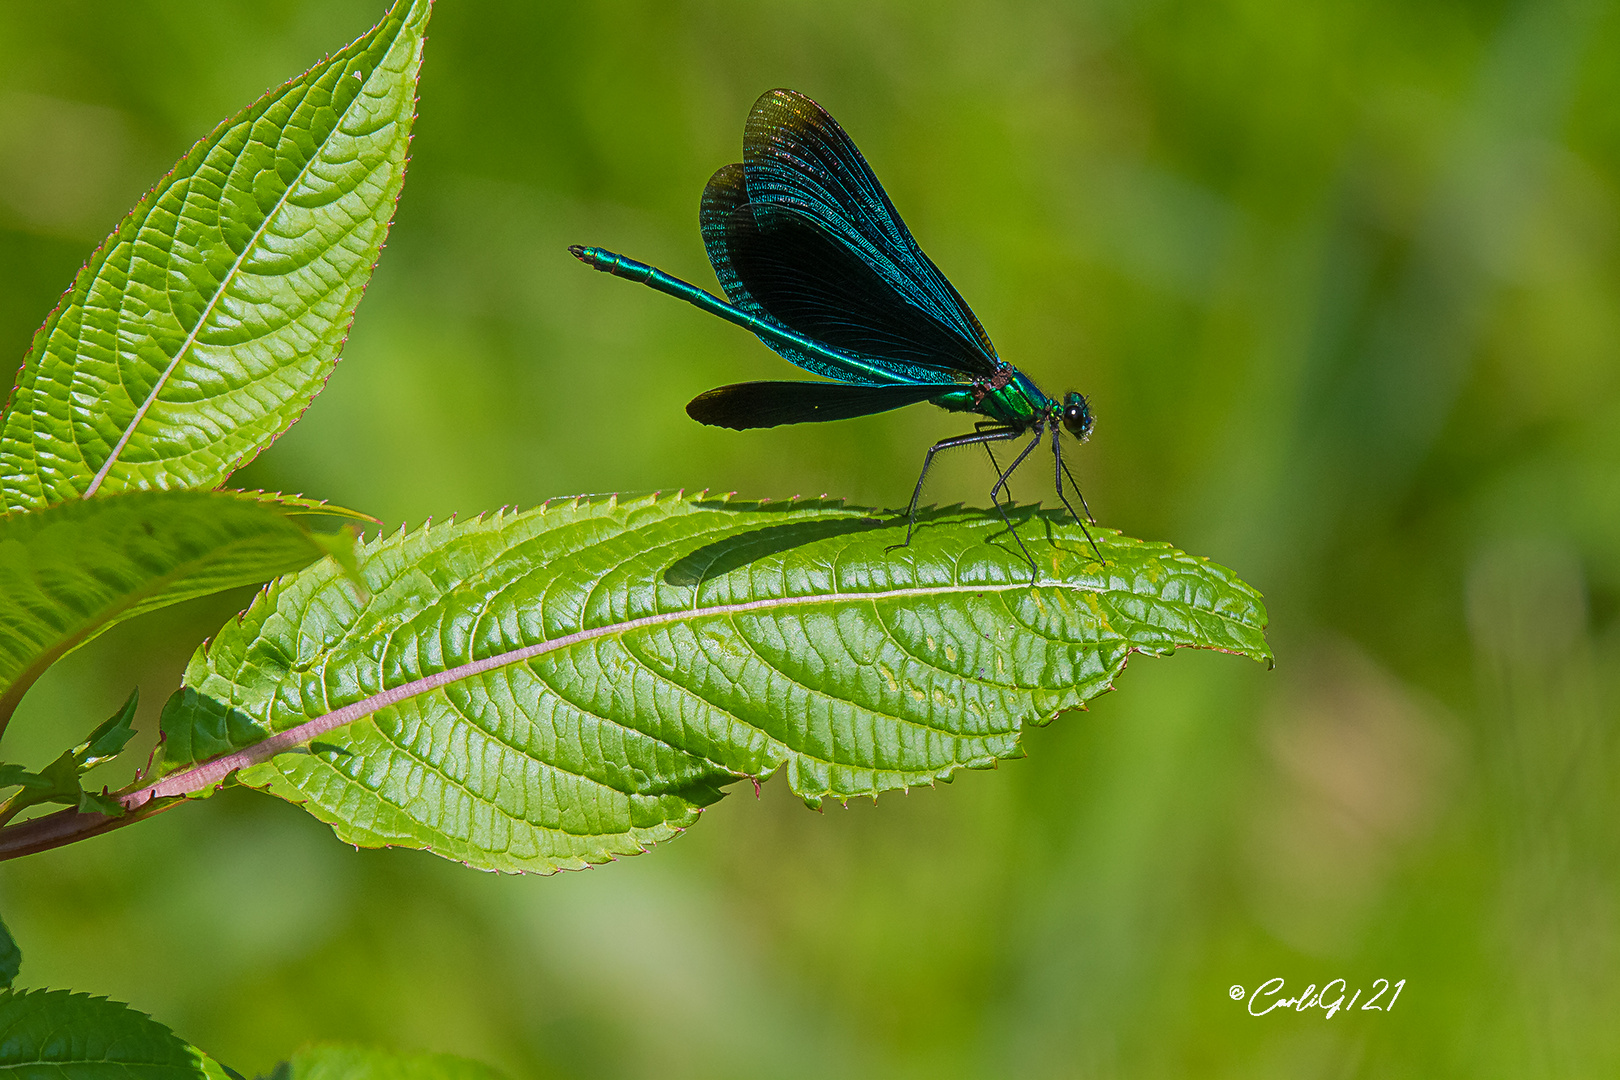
<box><xmin>1061</xmin><ymin>392</ymin><xmax>1094</xmax><ymax>441</ymax></box>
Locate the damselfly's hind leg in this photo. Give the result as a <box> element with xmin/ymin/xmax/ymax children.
<box><xmin>1051</xmin><ymin>425</ymin><xmax>1103</xmax><ymax>561</ymax></box>
<box><xmin>980</xmin><ymin>427</ymin><xmax>1047</xmax><ymax>575</ymax></box>
<box><xmin>890</xmin><ymin>426</ymin><xmax>1024</xmax><ymax>551</ymax></box>
<box><xmin>978</xmin><ymin>423</ymin><xmax>1011</xmax><ymax>496</ymax></box>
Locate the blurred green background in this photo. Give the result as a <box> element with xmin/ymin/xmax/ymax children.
<box><xmin>3</xmin><ymin>0</ymin><xmax>1619</xmax><ymax>1075</ymax></box>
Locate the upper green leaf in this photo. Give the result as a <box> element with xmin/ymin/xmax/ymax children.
<box><xmin>0</xmin><ymin>491</ymin><xmax>334</xmax><ymax>730</ymax></box>
<box><xmin>272</xmin><ymin>1045</ymin><xmax>508</xmax><ymax>1080</ymax></box>
<box><xmin>0</xmin><ymin>989</ymin><xmax>232</xmax><ymax>1079</ymax></box>
<box><xmin>0</xmin><ymin>0</ymin><xmax>431</xmax><ymax>512</ymax></box>
<box><xmin>158</xmin><ymin>494</ymin><xmax>1269</xmax><ymax>874</ymax></box>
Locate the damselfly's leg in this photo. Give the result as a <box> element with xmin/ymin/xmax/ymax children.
<box><xmin>1051</xmin><ymin>425</ymin><xmax>1103</xmax><ymax>561</ymax></box>
<box><xmin>972</xmin><ymin>421</ymin><xmax>1010</xmax><ymax>493</ymax></box>
<box><xmin>1053</xmin><ymin>442</ymin><xmax>1096</xmax><ymax>524</ymax></box>
<box><xmin>986</xmin><ymin>427</ymin><xmax>1047</xmax><ymax>574</ymax></box>
<box><xmin>892</xmin><ymin>426</ymin><xmax>1024</xmax><ymax>549</ymax></box>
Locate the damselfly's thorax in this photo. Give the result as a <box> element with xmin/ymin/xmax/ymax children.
<box><xmin>959</xmin><ymin>366</ymin><xmax>1046</xmax><ymax>428</ymax></box>
<box><xmin>969</xmin><ymin>366</ymin><xmax>1014</xmax><ymax>406</ymax></box>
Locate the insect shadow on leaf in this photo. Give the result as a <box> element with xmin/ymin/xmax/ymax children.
<box><xmin>664</xmin><ymin>516</ymin><xmax>889</xmax><ymax>588</ymax></box>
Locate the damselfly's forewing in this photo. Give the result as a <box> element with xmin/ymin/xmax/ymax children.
<box><xmin>700</xmin><ymin>90</ymin><xmax>1001</xmax><ymax>385</ymax></box>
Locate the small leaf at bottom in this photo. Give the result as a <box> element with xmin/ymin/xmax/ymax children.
<box><xmin>0</xmin><ymin>989</ymin><xmax>232</xmax><ymax>1078</ymax></box>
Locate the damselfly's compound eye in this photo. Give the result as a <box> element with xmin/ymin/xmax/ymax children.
<box><xmin>1062</xmin><ymin>392</ymin><xmax>1093</xmax><ymax>440</ymax></box>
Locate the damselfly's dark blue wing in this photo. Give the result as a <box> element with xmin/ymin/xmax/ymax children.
<box><xmin>687</xmin><ymin>380</ymin><xmax>950</xmax><ymax>429</ymax></box>
<box><xmin>700</xmin><ymin>164</ymin><xmax>885</xmax><ymax>384</ymax></box>
<box><xmin>742</xmin><ymin>90</ymin><xmax>997</xmax><ymax>378</ymax></box>
<box><xmin>700</xmin><ymin>89</ymin><xmax>1001</xmax><ymax>384</ymax></box>
<box><xmin>701</xmin><ymin>164</ymin><xmax>984</xmax><ymax>384</ymax></box>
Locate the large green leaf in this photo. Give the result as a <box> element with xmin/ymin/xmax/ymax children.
<box><xmin>155</xmin><ymin>494</ymin><xmax>1269</xmax><ymax>874</ymax></box>
<box><xmin>274</xmin><ymin>1045</ymin><xmax>507</xmax><ymax>1080</ymax></box>
<box><xmin>0</xmin><ymin>989</ymin><xmax>232</xmax><ymax>1080</ymax></box>
<box><xmin>0</xmin><ymin>491</ymin><xmax>341</xmax><ymax>730</ymax></box>
<box><xmin>0</xmin><ymin>0</ymin><xmax>431</xmax><ymax>512</ymax></box>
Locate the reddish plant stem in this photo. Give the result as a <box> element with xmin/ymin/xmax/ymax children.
<box><xmin>0</xmin><ymin>797</ymin><xmax>179</xmax><ymax>861</ymax></box>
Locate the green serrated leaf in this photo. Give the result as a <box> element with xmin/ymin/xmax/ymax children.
<box><xmin>0</xmin><ymin>0</ymin><xmax>432</xmax><ymax>511</ymax></box>
<box><xmin>310</xmin><ymin>524</ymin><xmax>368</xmax><ymax>601</ymax></box>
<box><xmin>77</xmin><ymin>789</ymin><xmax>127</xmax><ymax>818</ymax></box>
<box><xmin>236</xmin><ymin>492</ymin><xmax>378</xmax><ymax>524</ymax></box>
<box><xmin>0</xmin><ymin>989</ymin><xmax>232</xmax><ymax>1078</ymax></box>
<box><xmin>33</xmin><ymin>752</ymin><xmax>83</xmax><ymax>805</ymax></box>
<box><xmin>0</xmin><ymin>916</ymin><xmax>18</xmax><ymax>989</ymax></box>
<box><xmin>0</xmin><ymin>490</ymin><xmax>329</xmax><ymax>730</ymax></box>
<box><xmin>0</xmin><ymin>698</ymin><xmax>139</xmax><ymax>821</ymax></box>
<box><xmin>273</xmin><ymin>1045</ymin><xmax>508</xmax><ymax>1080</ymax></box>
<box><xmin>77</xmin><ymin>688</ymin><xmax>140</xmax><ymax>769</ymax></box>
<box><xmin>0</xmin><ymin>766</ymin><xmax>57</xmax><ymax>831</ymax></box>
<box><xmin>159</xmin><ymin>494</ymin><xmax>1270</xmax><ymax>875</ymax></box>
